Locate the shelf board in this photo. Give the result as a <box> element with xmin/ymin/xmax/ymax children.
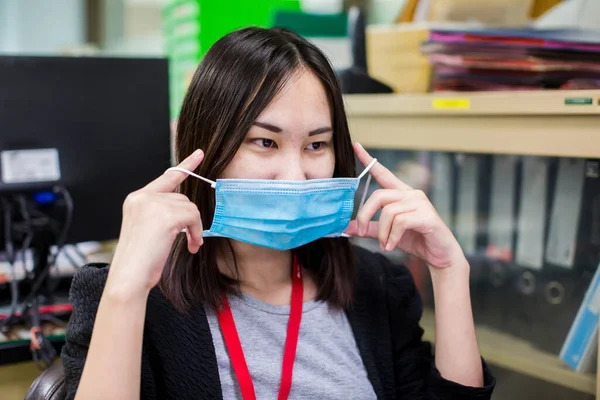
<box><xmin>344</xmin><ymin>90</ymin><xmax>600</xmax><ymax>116</ymax></box>
<box><xmin>421</xmin><ymin>309</ymin><xmax>596</xmax><ymax>395</ymax></box>
<box><xmin>344</xmin><ymin>90</ymin><xmax>600</xmax><ymax>158</ymax></box>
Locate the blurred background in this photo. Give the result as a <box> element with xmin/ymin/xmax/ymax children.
<box><xmin>1</xmin><ymin>0</ymin><xmax>600</xmax><ymax>399</ymax></box>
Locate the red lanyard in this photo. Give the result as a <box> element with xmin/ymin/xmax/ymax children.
<box><xmin>217</xmin><ymin>254</ymin><xmax>304</xmax><ymax>400</ymax></box>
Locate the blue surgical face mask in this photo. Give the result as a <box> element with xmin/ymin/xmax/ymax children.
<box><xmin>167</xmin><ymin>159</ymin><xmax>376</xmax><ymax>251</ymax></box>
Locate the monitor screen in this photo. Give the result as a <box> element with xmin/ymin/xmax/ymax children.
<box><xmin>0</xmin><ymin>56</ymin><xmax>172</xmax><ymax>246</ymax></box>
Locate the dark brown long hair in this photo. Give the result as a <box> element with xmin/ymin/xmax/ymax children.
<box><xmin>160</xmin><ymin>27</ymin><xmax>356</xmax><ymax>313</ymax></box>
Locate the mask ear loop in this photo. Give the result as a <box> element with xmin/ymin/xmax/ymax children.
<box><xmin>165</xmin><ymin>167</ymin><xmax>217</xmax><ymax>188</ymax></box>
<box><xmin>337</xmin><ymin>158</ymin><xmax>376</xmax><ymax>238</ymax></box>
<box><xmin>357</xmin><ymin>158</ymin><xmax>377</xmax><ymax>210</ymax></box>
<box><xmin>165</xmin><ymin>167</ymin><xmax>216</xmax><ymax>234</ymax></box>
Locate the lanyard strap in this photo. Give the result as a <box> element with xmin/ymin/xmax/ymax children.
<box><xmin>217</xmin><ymin>254</ymin><xmax>304</xmax><ymax>400</ymax></box>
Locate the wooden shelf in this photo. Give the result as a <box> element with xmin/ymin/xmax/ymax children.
<box><xmin>421</xmin><ymin>309</ymin><xmax>597</xmax><ymax>395</ymax></box>
<box><xmin>345</xmin><ymin>90</ymin><xmax>600</xmax><ymax>116</ymax></box>
<box><xmin>344</xmin><ymin>90</ymin><xmax>600</xmax><ymax>158</ymax></box>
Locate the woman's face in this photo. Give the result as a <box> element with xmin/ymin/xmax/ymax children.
<box><xmin>221</xmin><ymin>69</ymin><xmax>335</xmax><ymax>181</ymax></box>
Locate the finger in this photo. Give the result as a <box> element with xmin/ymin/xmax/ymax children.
<box><xmin>356</xmin><ymin>189</ymin><xmax>407</xmax><ymax>236</ymax></box>
<box><xmin>378</xmin><ymin>202</ymin><xmax>419</xmax><ymax>250</ymax></box>
<box><xmin>345</xmin><ymin>220</ymin><xmax>379</xmax><ymax>238</ymax></box>
<box><xmin>354</xmin><ymin>142</ymin><xmax>411</xmax><ymax>190</ymax></box>
<box><xmin>173</xmin><ymin>201</ymin><xmax>203</xmax><ymax>253</ymax></box>
<box><xmin>144</xmin><ymin>149</ymin><xmax>204</xmax><ymax>193</ymax></box>
<box><xmin>385</xmin><ymin>211</ymin><xmax>421</xmax><ymax>251</ymax></box>
<box><xmin>345</xmin><ymin>220</ymin><xmax>359</xmax><ymax>236</ymax></box>
<box><xmin>186</xmin><ymin>203</ymin><xmax>204</xmax><ymax>254</ymax></box>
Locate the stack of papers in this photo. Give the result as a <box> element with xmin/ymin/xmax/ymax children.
<box><xmin>422</xmin><ymin>28</ymin><xmax>600</xmax><ymax>91</ymax></box>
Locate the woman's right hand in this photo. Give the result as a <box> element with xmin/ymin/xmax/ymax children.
<box><xmin>106</xmin><ymin>149</ymin><xmax>205</xmax><ymax>297</ymax></box>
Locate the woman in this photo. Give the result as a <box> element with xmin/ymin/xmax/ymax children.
<box><xmin>62</xmin><ymin>27</ymin><xmax>495</xmax><ymax>399</ymax></box>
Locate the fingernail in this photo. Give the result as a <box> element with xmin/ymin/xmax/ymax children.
<box><xmin>385</xmin><ymin>242</ymin><xmax>393</xmax><ymax>251</ymax></box>
<box><xmin>193</xmin><ymin>149</ymin><xmax>203</xmax><ymax>158</ymax></box>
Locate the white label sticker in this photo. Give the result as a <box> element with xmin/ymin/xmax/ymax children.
<box><xmin>1</xmin><ymin>148</ymin><xmax>61</xmax><ymax>184</ymax></box>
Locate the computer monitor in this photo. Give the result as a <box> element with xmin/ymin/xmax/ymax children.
<box><xmin>0</xmin><ymin>55</ymin><xmax>172</xmax><ymax>247</ymax></box>
<box><xmin>0</xmin><ymin>55</ymin><xmax>172</xmax><ymax>366</ymax></box>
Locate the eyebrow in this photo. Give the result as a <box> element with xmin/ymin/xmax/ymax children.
<box><xmin>252</xmin><ymin>121</ymin><xmax>332</xmax><ymax>136</ymax></box>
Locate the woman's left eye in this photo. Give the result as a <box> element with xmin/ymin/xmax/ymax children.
<box><xmin>306</xmin><ymin>142</ymin><xmax>324</xmax><ymax>151</ymax></box>
<box><xmin>252</xmin><ymin>138</ymin><xmax>277</xmax><ymax>148</ymax></box>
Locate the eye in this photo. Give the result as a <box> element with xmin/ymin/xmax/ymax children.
<box><xmin>306</xmin><ymin>142</ymin><xmax>324</xmax><ymax>151</ymax></box>
<box><xmin>252</xmin><ymin>138</ymin><xmax>277</xmax><ymax>149</ymax></box>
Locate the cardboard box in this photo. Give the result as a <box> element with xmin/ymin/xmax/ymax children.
<box><xmin>366</xmin><ymin>24</ymin><xmax>432</xmax><ymax>93</ymax></box>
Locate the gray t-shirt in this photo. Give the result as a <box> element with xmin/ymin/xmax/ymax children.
<box><xmin>206</xmin><ymin>293</ymin><xmax>377</xmax><ymax>400</ymax></box>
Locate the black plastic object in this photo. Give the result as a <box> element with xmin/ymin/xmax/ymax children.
<box><xmin>0</xmin><ymin>56</ymin><xmax>171</xmax><ymax>247</ymax></box>
<box><xmin>337</xmin><ymin>7</ymin><xmax>393</xmax><ymax>94</ymax></box>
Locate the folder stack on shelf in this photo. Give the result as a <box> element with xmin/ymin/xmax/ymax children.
<box><xmin>422</xmin><ymin>28</ymin><xmax>600</xmax><ymax>91</ymax></box>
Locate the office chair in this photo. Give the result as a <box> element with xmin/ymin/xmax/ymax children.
<box><xmin>25</xmin><ymin>361</ymin><xmax>67</xmax><ymax>400</ymax></box>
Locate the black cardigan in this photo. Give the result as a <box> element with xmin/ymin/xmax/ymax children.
<box><xmin>61</xmin><ymin>246</ymin><xmax>495</xmax><ymax>399</ymax></box>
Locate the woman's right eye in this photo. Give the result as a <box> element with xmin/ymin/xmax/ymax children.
<box><xmin>252</xmin><ymin>138</ymin><xmax>277</xmax><ymax>149</ymax></box>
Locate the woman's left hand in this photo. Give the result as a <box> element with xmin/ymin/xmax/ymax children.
<box><xmin>345</xmin><ymin>143</ymin><xmax>466</xmax><ymax>270</ymax></box>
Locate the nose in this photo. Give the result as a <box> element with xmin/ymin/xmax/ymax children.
<box><xmin>276</xmin><ymin>155</ymin><xmax>307</xmax><ymax>181</ymax></box>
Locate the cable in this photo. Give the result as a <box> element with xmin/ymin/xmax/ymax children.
<box><xmin>15</xmin><ymin>195</ymin><xmax>35</xmax><ymax>273</ymax></box>
<box><xmin>18</xmin><ymin>186</ymin><xmax>74</xmax><ymax>316</ymax></box>
<box><xmin>2</xmin><ymin>197</ymin><xmax>16</xmax><ymax>263</ymax></box>
<box><xmin>1</xmin><ymin>187</ymin><xmax>74</xmax><ymax>360</ymax></box>
<box><xmin>29</xmin><ymin>297</ymin><xmax>57</xmax><ymax>370</ymax></box>
<box><xmin>16</xmin><ymin>195</ymin><xmax>31</xmax><ymax>224</ymax></box>
<box><xmin>2</xmin><ymin>194</ymin><xmax>50</xmax><ymax>327</ymax></box>
<box><xmin>0</xmin><ymin>197</ymin><xmax>19</xmax><ymax>332</ymax></box>
<box><xmin>48</xmin><ymin>186</ymin><xmax>73</xmax><ymax>268</ymax></box>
